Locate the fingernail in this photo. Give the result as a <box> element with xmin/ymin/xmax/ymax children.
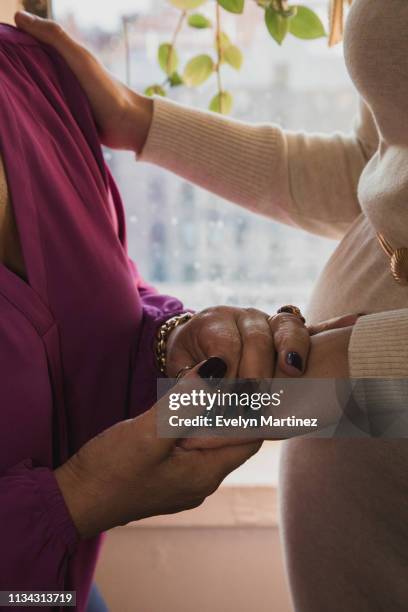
<box><xmin>198</xmin><ymin>357</ymin><xmax>227</xmax><ymax>380</ymax></box>
<box><xmin>286</xmin><ymin>352</ymin><xmax>303</xmax><ymax>372</ymax></box>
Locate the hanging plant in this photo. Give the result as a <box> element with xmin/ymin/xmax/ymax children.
<box><xmin>144</xmin><ymin>0</ymin><xmax>351</xmax><ymax>115</ymax></box>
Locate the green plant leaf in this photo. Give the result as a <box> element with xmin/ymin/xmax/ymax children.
<box><xmin>209</xmin><ymin>91</ymin><xmax>233</xmax><ymax>114</ymax></box>
<box><xmin>220</xmin><ymin>31</ymin><xmax>231</xmax><ymax>48</ymax></box>
<box><xmin>169</xmin><ymin>0</ymin><xmax>206</xmax><ymax>9</ymax></box>
<box><xmin>217</xmin><ymin>0</ymin><xmax>245</xmax><ymax>15</ymax></box>
<box><xmin>215</xmin><ymin>31</ymin><xmax>232</xmax><ymax>55</ymax></box>
<box><xmin>224</xmin><ymin>44</ymin><xmax>243</xmax><ymax>69</ymax></box>
<box><xmin>188</xmin><ymin>13</ymin><xmax>212</xmax><ymax>28</ymax></box>
<box><xmin>169</xmin><ymin>71</ymin><xmax>184</xmax><ymax>87</ymax></box>
<box><xmin>265</xmin><ymin>6</ymin><xmax>289</xmax><ymax>45</ymax></box>
<box><xmin>183</xmin><ymin>54</ymin><xmax>215</xmax><ymax>86</ymax></box>
<box><xmin>144</xmin><ymin>85</ymin><xmax>167</xmax><ymax>97</ymax></box>
<box><xmin>288</xmin><ymin>6</ymin><xmax>326</xmax><ymax>39</ymax></box>
<box><xmin>158</xmin><ymin>43</ymin><xmax>179</xmax><ymax>75</ymax></box>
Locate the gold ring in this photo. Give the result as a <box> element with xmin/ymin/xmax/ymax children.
<box><xmin>176</xmin><ymin>365</ymin><xmax>193</xmax><ymax>381</ymax></box>
<box><xmin>276</xmin><ymin>304</ymin><xmax>306</xmax><ymax>324</ymax></box>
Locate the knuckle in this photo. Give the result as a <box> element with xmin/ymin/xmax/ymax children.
<box><xmin>206</xmin><ymin>331</ymin><xmax>240</xmax><ymax>354</ymax></box>
<box><xmin>48</xmin><ymin>21</ymin><xmax>64</xmax><ymax>35</ymax></box>
<box><xmin>273</xmin><ymin>325</ymin><xmax>289</xmax><ymax>344</ymax></box>
<box><xmin>274</xmin><ymin>314</ymin><xmax>307</xmax><ymax>337</ymax></box>
<box><xmin>244</xmin><ymin>307</ymin><xmax>264</xmax><ymax>318</ymax></box>
<box><xmin>275</xmin><ymin>326</ymin><xmax>308</xmax><ymax>349</ymax></box>
<box><xmin>196</xmin><ymin>307</ymin><xmax>213</xmax><ymax>320</ymax></box>
<box><xmin>195</xmin><ymin>308</ymin><xmax>222</xmax><ymax>333</ymax></box>
<box><xmin>198</xmin><ymin>306</ymin><xmax>222</xmax><ymax>319</ymax></box>
<box><xmin>275</xmin><ymin>312</ymin><xmax>303</xmax><ymax>326</ymax></box>
<box><xmin>227</xmin><ymin>332</ymin><xmax>241</xmax><ymax>351</ymax></box>
<box><xmin>245</xmin><ymin>329</ymin><xmax>273</xmax><ymax>349</ymax></box>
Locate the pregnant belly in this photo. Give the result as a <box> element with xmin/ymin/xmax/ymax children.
<box><xmin>306</xmin><ymin>213</ymin><xmax>408</xmax><ymax>325</ymax></box>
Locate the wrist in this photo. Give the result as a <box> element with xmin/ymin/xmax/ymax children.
<box><xmin>128</xmin><ymin>92</ymin><xmax>154</xmax><ymax>155</ymax></box>
<box><xmin>54</xmin><ymin>459</ymin><xmax>103</xmax><ymax>540</ymax></box>
<box><xmin>304</xmin><ymin>326</ymin><xmax>352</xmax><ymax>379</ymax></box>
<box><xmin>155</xmin><ymin>312</ymin><xmax>194</xmax><ymax>375</ymax></box>
<box><xmin>275</xmin><ymin>327</ymin><xmax>352</xmax><ymax>379</ymax></box>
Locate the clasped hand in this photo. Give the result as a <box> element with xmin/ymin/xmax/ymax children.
<box><xmin>166</xmin><ymin>305</ymin><xmax>357</xmax><ymax>380</ymax></box>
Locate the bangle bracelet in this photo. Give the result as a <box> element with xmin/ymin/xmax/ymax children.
<box><xmin>155</xmin><ymin>312</ymin><xmax>194</xmax><ymax>375</ymax></box>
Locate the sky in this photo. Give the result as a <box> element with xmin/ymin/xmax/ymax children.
<box><xmin>54</xmin><ymin>0</ymin><xmax>153</xmax><ymax>29</ymax></box>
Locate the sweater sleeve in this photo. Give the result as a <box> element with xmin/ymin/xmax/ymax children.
<box><xmin>139</xmin><ymin>97</ymin><xmax>379</xmax><ymax>239</ymax></box>
<box><xmin>0</xmin><ymin>460</ymin><xmax>78</xmax><ymax>591</ymax></box>
<box><xmin>349</xmin><ymin>310</ymin><xmax>408</xmax><ymax>416</ymax></box>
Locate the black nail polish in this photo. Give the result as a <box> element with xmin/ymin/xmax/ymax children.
<box><xmin>286</xmin><ymin>352</ymin><xmax>303</xmax><ymax>372</ymax></box>
<box><xmin>198</xmin><ymin>357</ymin><xmax>227</xmax><ymax>380</ymax></box>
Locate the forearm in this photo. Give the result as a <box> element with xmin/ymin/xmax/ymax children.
<box><xmin>275</xmin><ymin>327</ymin><xmax>352</xmax><ymax>380</ymax></box>
<box><xmin>137</xmin><ymin>96</ymin><xmax>375</xmax><ymax>239</ymax></box>
<box><xmin>274</xmin><ymin>315</ymin><xmax>408</xmax><ymax>436</ymax></box>
<box><xmin>55</xmin><ymin>457</ymin><xmax>121</xmax><ymax>540</ymax></box>
<box><xmin>305</xmin><ymin>327</ymin><xmax>352</xmax><ymax>379</ymax></box>
<box><xmin>15</xmin><ymin>13</ymin><xmax>378</xmax><ymax>238</ymax></box>
<box><xmin>260</xmin><ymin>327</ymin><xmax>353</xmax><ymax>439</ymax></box>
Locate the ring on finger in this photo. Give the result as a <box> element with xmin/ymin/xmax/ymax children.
<box><xmin>270</xmin><ymin>304</ymin><xmax>306</xmax><ymax>324</ymax></box>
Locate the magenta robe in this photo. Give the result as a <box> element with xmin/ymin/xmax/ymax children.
<box><xmin>0</xmin><ymin>24</ymin><xmax>183</xmax><ymax>610</ymax></box>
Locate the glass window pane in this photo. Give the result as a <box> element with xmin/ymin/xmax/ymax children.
<box><xmin>54</xmin><ymin>0</ymin><xmax>357</xmax><ymax>482</ymax></box>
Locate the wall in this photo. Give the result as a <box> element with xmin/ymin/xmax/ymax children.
<box><xmin>95</xmin><ymin>487</ymin><xmax>293</xmax><ymax>612</ymax></box>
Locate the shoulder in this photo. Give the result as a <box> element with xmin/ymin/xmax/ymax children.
<box><xmin>0</xmin><ymin>23</ymin><xmax>42</xmax><ymax>47</ymax></box>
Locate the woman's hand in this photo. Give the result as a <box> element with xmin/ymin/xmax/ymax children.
<box><xmin>166</xmin><ymin>306</ymin><xmax>313</xmax><ymax>379</ymax></box>
<box><xmin>55</xmin><ymin>359</ymin><xmax>261</xmax><ymax>539</ymax></box>
<box><xmin>181</xmin><ymin>320</ymin><xmax>357</xmax><ymax>450</ymax></box>
<box><xmin>15</xmin><ymin>11</ymin><xmax>152</xmax><ymax>154</ymax></box>
<box><xmin>166</xmin><ymin>307</ymin><xmax>359</xmax><ymax>380</ymax></box>
<box><xmin>276</xmin><ymin>325</ymin><xmax>353</xmax><ymax>380</ymax></box>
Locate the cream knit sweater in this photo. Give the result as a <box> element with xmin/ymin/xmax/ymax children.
<box><xmin>140</xmin><ymin>0</ymin><xmax>408</xmax><ymax>395</ymax></box>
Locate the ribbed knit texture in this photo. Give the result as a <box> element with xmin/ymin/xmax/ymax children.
<box><xmin>141</xmin><ymin>97</ymin><xmax>372</xmax><ymax>238</ymax></box>
<box><xmin>350</xmin><ymin>310</ymin><xmax>408</xmax><ymax>378</ymax></box>
<box><xmin>350</xmin><ymin>312</ymin><xmax>408</xmax><ymax>417</ymax></box>
<box><xmin>141</xmin><ymin>96</ymin><xmax>290</xmax><ymax>222</ymax></box>
<box><xmin>140</xmin><ymin>91</ymin><xmax>408</xmax><ymax>395</ymax></box>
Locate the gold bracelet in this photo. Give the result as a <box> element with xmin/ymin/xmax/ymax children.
<box><xmin>155</xmin><ymin>312</ymin><xmax>194</xmax><ymax>375</ymax></box>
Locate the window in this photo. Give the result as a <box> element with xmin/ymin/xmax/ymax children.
<box><xmin>54</xmin><ymin>0</ymin><xmax>358</xmax><ymax>485</ymax></box>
